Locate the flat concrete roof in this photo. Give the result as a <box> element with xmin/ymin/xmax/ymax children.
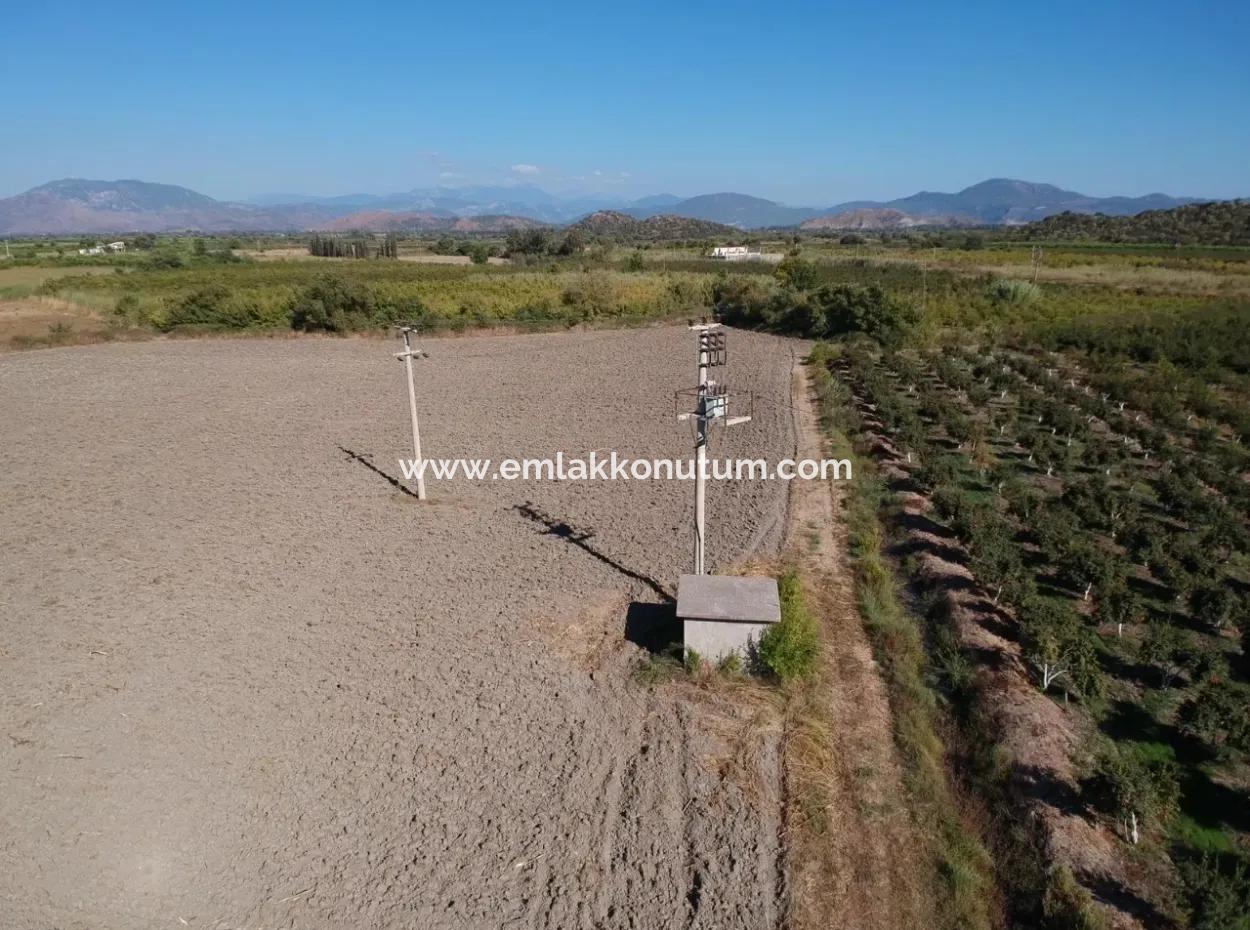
<box><xmin>676</xmin><ymin>574</ymin><xmax>781</xmax><ymax>624</ymax></box>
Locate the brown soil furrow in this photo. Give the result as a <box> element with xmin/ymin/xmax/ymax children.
<box><xmin>0</xmin><ymin>326</ymin><xmax>795</xmax><ymax>930</ymax></box>
<box><xmin>780</xmin><ymin>362</ymin><xmax>932</xmax><ymax>930</ymax></box>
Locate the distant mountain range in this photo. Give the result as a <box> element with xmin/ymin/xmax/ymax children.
<box><xmin>800</xmin><ymin>208</ymin><xmax>971</xmax><ymax>231</ymax></box>
<box><xmin>623</xmin><ymin>193</ymin><xmax>818</xmax><ymax>228</ymax></box>
<box><xmin>807</xmin><ymin>179</ymin><xmax>1200</xmax><ymax>229</ymax></box>
<box><xmin>0</xmin><ymin>177</ymin><xmax>1214</xmax><ymax>235</ymax></box>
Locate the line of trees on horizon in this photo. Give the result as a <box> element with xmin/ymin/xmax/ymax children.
<box><xmin>308</xmin><ymin>234</ymin><xmax>398</xmax><ymax>259</ymax></box>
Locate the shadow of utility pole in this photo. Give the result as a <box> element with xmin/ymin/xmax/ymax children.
<box><xmin>337</xmin><ymin>445</ymin><xmax>422</xmax><ymax>499</ymax></box>
<box><xmin>511</xmin><ymin>500</ymin><xmax>674</xmax><ymax>602</ymax></box>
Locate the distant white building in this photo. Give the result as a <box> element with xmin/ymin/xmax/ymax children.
<box><xmin>711</xmin><ymin>245</ymin><xmax>759</xmax><ymax>261</ymax></box>
<box><xmin>76</xmin><ymin>242</ymin><xmax>125</xmax><ymax>255</ymax></box>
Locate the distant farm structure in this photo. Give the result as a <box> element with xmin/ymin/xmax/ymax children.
<box><xmin>77</xmin><ymin>241</ymin><xmax>125</xmax><ymax>256</ymax></box>
<box><xmin>710</xmin><ymin>245</ymin><xmax>760</xmax><ymax>261</ymax></box>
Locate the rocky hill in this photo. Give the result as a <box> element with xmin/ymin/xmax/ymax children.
<box><xmin>1006</xmin><ymin>199</ymin><xmax>1249</xmax><ymax>245</ymax></box>
<box><xmin>570</xmin><ymin>210</ymin><xmax>738</xmax><ymax>240</ymax></box>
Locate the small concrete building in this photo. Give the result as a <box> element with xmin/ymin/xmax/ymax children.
<box><xmin>676</xmin><ymin>573</ymin><xmax>781</xmax><ymax>662</ymax></box>
<box><xmin>711</xmin><ymin>245</ymin><xmax>751</xmax><ymax>260</ymax></box>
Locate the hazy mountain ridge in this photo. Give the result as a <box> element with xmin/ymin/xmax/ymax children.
<box><xmin>0</xmin><ymin>181</ymin><xmax>547</xmax><ymax>234</ymax></box>
<box><xmin>0</xmin><ymin>177</ymin><xmax>1216</xmax><ymax>234</ymax></box>
<box><xmin>809</xmin><ymin>179</ymin><xmax>1201</xmax><ymax>228</ymax></box>
<box><xmin>321</xmin><ymin>211</ymin><xmax>544</xmax><ymax>233</ymax></box>
<box><xmin>800</xmin><ymin>208</ymin><xmax>975</xmax><ymax>231</ymax></box>
<box><xmin>623</xmin><ymin>192</ymin><xmax>818</xmax><ymax>228</ymax></box>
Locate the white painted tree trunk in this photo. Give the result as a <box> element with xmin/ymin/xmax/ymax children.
<box><xmin>1041</xmin><ymin>664</ymin><xmax>1065</xmax><ymax>691</ymax></box>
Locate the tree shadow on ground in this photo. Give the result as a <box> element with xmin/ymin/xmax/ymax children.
<box><xmin>1082</xmin><ymin>874</ymin><xmax>1176</xmax><ymax>930</ymax></box>
<box><xmin>1180</xmin><ymin>766</ymin><xmax>1250</xmax><ymax>835</ymax></box>
<box><xmin>511</xmin><ymin>501</ymin><xmax>673</xmax><ymax>602</ymax></box>
<box><xmin>894</xmin><ymin>508</ymin><xmax>958</xmax><ymax>541</ymax></box>
<box><xmin>1098</xmin><ymin>649</ymin><xmax>1161</xmax><ymax>691</ymax></box>
<box><xmin>886</xmin><ymin>472</ymin><xmax>922</xmax><ymax>496</ymax></box>
<box><xmin>1016</xmin><ymin>764</ymin><xmax>1085</xmax><ymax>816</ymax></box>
<box><xmin>888</xmin><ymin>534</ymin><xmax>970</xmax><ymax>569</ymax></box>
<box><xmin>337</xmin><ymin>445</ymin><xmax>421</xmax><ymax>499</ymax></box>
<box><xmin>1099</xmin><ymin>697</ymin><xmax>1178</xmax><ymax>746</ymax></box>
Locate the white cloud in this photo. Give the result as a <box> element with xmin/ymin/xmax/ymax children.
<box><xmin>511</xmin><ymin>163</ymin><xmax>540</xmax><ymax>176</ymax></box>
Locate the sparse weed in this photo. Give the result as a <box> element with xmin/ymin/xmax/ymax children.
<box><xmin>633</xmin><ymin>650</ymin><xmax>684</xmax><ymax>685</ymax></box>
<box><xmin>988</xmin><ymin>278</ymin><xmax>1042</xmax><ymax>306</ymax></box>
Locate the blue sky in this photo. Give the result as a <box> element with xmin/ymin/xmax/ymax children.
<box><xmin>3</xmin><ymin>0</ymin><xmax>1247</xmax><ymax>204</ymax></box>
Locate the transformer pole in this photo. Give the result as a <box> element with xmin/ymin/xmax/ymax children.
<box><xmin>394</xmin><ymin>324</ymin><xmax>429</xmax><ymax>500</ymax></box>
<box><xmin>680</xmin><ymin>322</ymin><xmax>749</xmax><ymax>575</ymax></box>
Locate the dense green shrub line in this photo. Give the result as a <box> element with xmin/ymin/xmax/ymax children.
<box><xmin>47</xmin><ymin>264</ymin><xmax>718</xmax><ymax>333</ymax></box>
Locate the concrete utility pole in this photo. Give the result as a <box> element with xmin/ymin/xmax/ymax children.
<box><xmin>678</xmin><ymin>321</ymin><xmax>751</xmax><ymax>575</ymax></box>
<box><xmin>394</xmin><ymin>323</ymin><xmax>430</xmax><ymax>500</ymax></box>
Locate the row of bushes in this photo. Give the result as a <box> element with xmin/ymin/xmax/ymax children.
<box><xmin>714</xmin><ymin>261</ymin><xmax>923</xmax><ymax>346</ymax></box>
<box><xmin>710</xmin><ymin>255</ymin><xmax>1056</xmax><ymax>347</ymax></box>
<box><xmin>112</xmin><ymin>270</ymin><xmax>718</xmax><ymax>333</ymax></box>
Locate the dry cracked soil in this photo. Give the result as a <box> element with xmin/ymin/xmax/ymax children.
<box><xmin>1</xmin><ymin>326</ymin><xmax>802</xmax><ymax>930</ymax></box>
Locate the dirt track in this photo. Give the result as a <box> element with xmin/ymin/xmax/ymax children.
<box><xmin>0</xmin><ymin>326</ymin><xmax>800</xmax><ymax>929</ymax></box>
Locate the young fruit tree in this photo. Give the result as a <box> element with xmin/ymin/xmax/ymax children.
<box><xmin>1189</xmin><ymin>583</ymin><xmax>1245</xmax><ymax>634</ymax></box>
<box><xmin>1092</xmin><ymin>743</ymin><xmax>1181</xmax><ymax>846</ymax></box>
<box><xmin>1097</xmin><ymin>586</ymin><xmax>1146</xmax><ymax>639</ymax></box>
<box><xmin>1176</xmin><ymin>678</ymin><xmax>1250</xmax><ymax>760</ymax></box>
<box><xmin>1019</xmin><ymin>598</ymin><xmax>1103</xmax><ymax>700</ymax></box>
<box><xmin>1139</xmin><ymin>622</ymin><xmax>1198</xmax><ymax>689</ymax></box>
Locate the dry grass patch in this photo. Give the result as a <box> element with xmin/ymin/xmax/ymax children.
<box><xmin>0</xmin><ymin>296</ymin><xmax>142</xmax><ymax>350</ymax></box>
